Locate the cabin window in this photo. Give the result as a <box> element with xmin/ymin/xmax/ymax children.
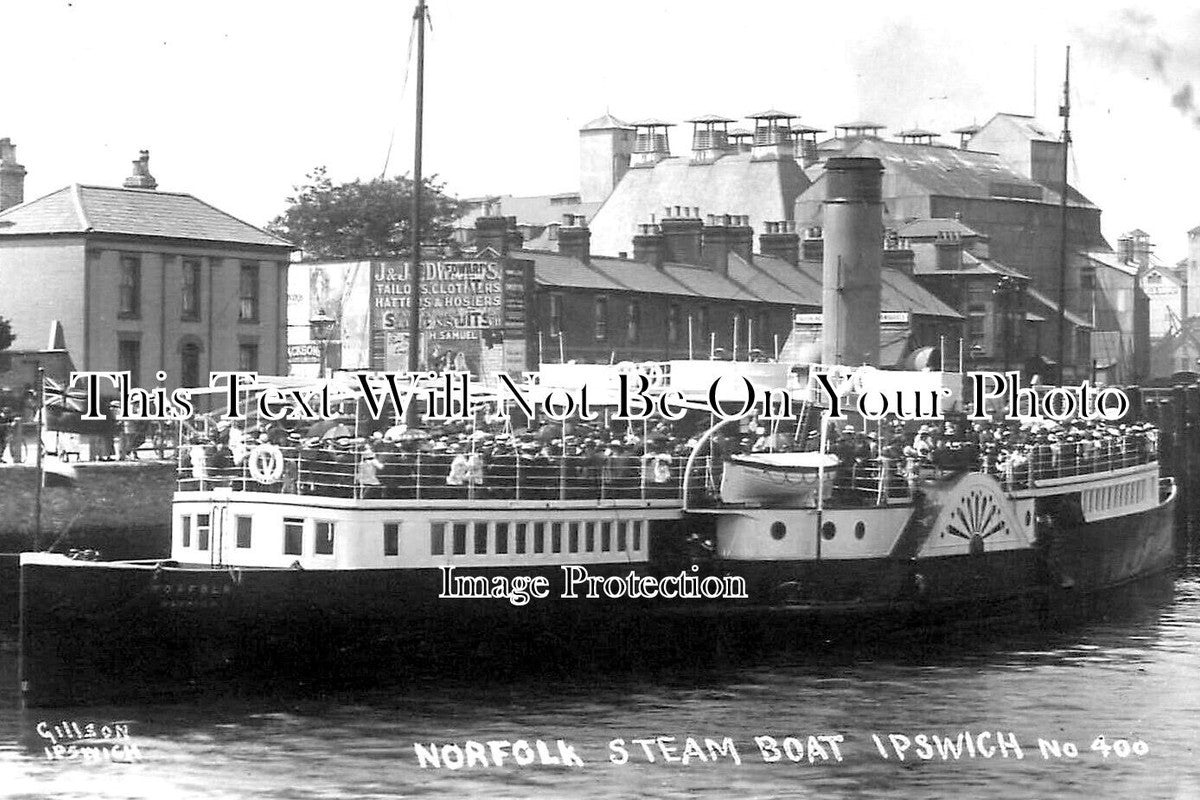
<box><xmin>428</xmin><ymin>522</ymin><xmax>443</xmax><ymax>556</ymax></box>
<box><xmin>533</xmin><ymin>522</ymin><xmax>545</xmax><ymax>554</ymax></box>
<box><xmin>632</xmin><ymin>520</ymin><xmax>643</xmax><ymax>551</ymax></box>
<box><xmin>601</xmin><ymin>521</ymin><xmax>612</xmax><ymax>552</ymax></box>
<box><xmin>197</xmin><ymin>513</ymin><xmax>211</xmax><ymax>551</ymax></box>
<box><xmin>770</xmin><ymin>522</ymin><xmax>786</xmax><ymax>541</ymax></box>
<box><xmin>452</xmin><ymin>523</ymin><xmax>467</xmax><ymax>555</ymax></box>
<box><xmin>551</xmin><ymin>522</ymin><xmax>563</xmax><ymax>553</ymax></box>
<box><xmin>617</xmin><ymin>521</ymin><xmax>627</xmax><ymax>552</ymax></box>
<box><xmin>235</xmin><ymin>516</ymin><xmax>252</xmax><ymax>548</ymax></box>
<box><xmin>585</xmin><ymin>522</ymin><xmax>595</xmax><ymax>552</ymax></box>
<box><xmin>473</xmin><ymin>522</ymin><xmax>488</xmax><ymax>555</ymax></box>
<box><xmin>284</xmin><ymin>518</ymin><xmax>303</xmax><ymax>555</ymax></box>
<box><xmin>568</xmin><ymin>522</ymin><xmax>580</xmax><ymax>553</ymax></box>
<box><xmin>854</xmin><ymin>521</ymin><xmax>866</xmax><ymax>540</ymax></box>
<box><xmin>821</xmin><ymin>521</ymin><xmax>836</xmax><ymax>540</ymax></box>
<box><xmin>181</xmin><ymin>516</ymin><xmax>191</xmax><ymax>548</ymax></box>
<box><xmin>495</xmin><ymin>522</ymin><xmax>509</xmax><ymax>555</ymax></box>
<box><xmin>386</xmin><ymin>523</ymin><xmax>401</xmax><ymax>557</ymax></box>
<box><xmin>315</xmin><ymin>521</ymin><xmax>335</xmax><ymax>555</ymax></box>
<box><xmin>515</xmin><ymin>523</ymin><xmax>527</xmax><ymax>554</ymax></box>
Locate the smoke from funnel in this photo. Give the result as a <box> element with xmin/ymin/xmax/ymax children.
<box><xmin>1079</xmin><ymin>9</ymin><xmax>1200</xmax><ymax>127</ymax></box>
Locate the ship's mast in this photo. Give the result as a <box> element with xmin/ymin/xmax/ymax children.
<box><xmin>406</xmin><ymin>0</ymin><xmax>427</xmax><ymax>424</ymax></box>
<box><xmin>1055</xmin><ymin>45</ymin><xmax>1071</xmax><ymax>383</ymax></box>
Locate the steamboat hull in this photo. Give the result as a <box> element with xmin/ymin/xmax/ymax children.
<box><xmin>18</xmin><ymin>560</ymin><xmax>678</xmax><ymax>707</ymax></box>
<box><xmin>715</xmin><ymin>486</ymin><xmax>1177</xmax><ymax>623</ymax></box>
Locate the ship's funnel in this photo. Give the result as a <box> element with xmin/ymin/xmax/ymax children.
<box><xmin>821</xmin><ymin>157</ymin><xmax>883</xmax><ymax>366</ymax></box>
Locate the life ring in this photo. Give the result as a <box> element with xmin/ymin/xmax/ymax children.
<box><xmin>248</xmin><ymin>443</ymin><xmax>284</xmax><ymax>484</ymax></box>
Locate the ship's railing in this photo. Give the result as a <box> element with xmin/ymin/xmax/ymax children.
<box><xmin>177</xmin><ymin>447</ymin><xmax>702</xmax><ymax>503</ymax></box>
<box><xmin>835</xmin><ymin>458</ymin><xmax>912</xmax><ymax>503</ymax></box>
<box><xmin>983</xmin><ymin>434</ymin><xmax>1157</xmax><ymax>491</ymax></box>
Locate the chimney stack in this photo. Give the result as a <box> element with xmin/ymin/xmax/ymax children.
<box><xmin>0</xmin><ymin>138</ymin><xmax>26</xmax><ymax>211</ymax></box>
<box><xmin>123</xmin><ymin>150</ymin><xmax>157</xmax><ymax>190</ymax></box>
<box><xmin>475</xmin><ymin>216</ymin><xmax>519</xmax><ymax>256</ymax></box>
<box><xmin>557</xmin><ymin>214</ymin><xmax>591</xmax><ymax>264</ymax></box>
<box><xmin>821</xmin><ymin>157</ymin><xmax>884</xmax><ymax>367</ymax></box>
<box><xmin>801</xmin><ymin>227</ymin><xmax>824</xmax><ymax>262</ymax></box>
<box><xmin>728</xmin><ymin>215</ymin><xmax>753</xmax><ymax>264</ymax></box>
<box><xmin>934</xmin><ymin>230</ymin><xmax>962</xmax><ymax>270</ymax></box>
<box><xmin>701</xmin><ymin>214</ymin><xmax>732</xmax><ymax>271</ymax></box>
<box><xmin>660</xmin><ymin>206</ymin><xmax>703</xmax><ymax>264</ymax></box>
<box><xmin>760</xmin><ymin>220</ymin><xmax>800</xmax><ymax>266</ymax></box>
<box><xmin>633</xmin><ymin>222</ymin><xmax>665</xmax><ymax>267</ymax></box>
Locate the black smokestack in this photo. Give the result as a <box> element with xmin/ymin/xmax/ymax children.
<box><xmin>821</xmin><ymin>157</ymin><xmax>884</xmax><ymax>366</ymax></box>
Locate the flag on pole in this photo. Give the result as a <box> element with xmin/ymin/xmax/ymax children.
<box><xmin>42</xmin><ymin>376</ymin><xmax>87</xmax><ymax>412</ymax></box>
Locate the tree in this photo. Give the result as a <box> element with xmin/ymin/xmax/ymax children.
<box><xmin>0</xmin><ymin>316</ymin><xmax>13</xmax><ymax>353</ymax></box>
<box><xmin>267</xmin><ymin>167</ymin><xmax>462</xmax><ymax>260</ymax></box>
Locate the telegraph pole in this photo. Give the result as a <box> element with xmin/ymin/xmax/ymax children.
<box><xmin>406</xmin><ymin>0</ymin><xmax>427</xmax><ymax>425</ymax></box>
<box><xmin>1055</xmin><ymin>46</ymin><xmax>1071</xmax><ymax>384</ymax></box>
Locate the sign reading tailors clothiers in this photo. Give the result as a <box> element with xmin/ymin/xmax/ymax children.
<box><xmin>371</xmin><ymin>259</ymin><xmax>527</xmax><ymax>376</ymax></box>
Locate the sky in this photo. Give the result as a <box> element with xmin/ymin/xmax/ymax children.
<box><xmin>5</xmin><ymin>0</ymin><xmax>1200</xmax><ymax>261</ymax></box>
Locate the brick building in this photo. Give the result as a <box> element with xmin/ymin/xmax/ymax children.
<box><xmin>0</xmin><ymin>150</ymin><xmax>294</xmax><ymax>391</ymax></box>
<box><xmin>290</xmin><ymin>215</ymin><xmax>961</xmax><ymax>377</ymax></box>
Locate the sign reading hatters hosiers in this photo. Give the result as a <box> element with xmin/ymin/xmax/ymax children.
<box><xmin>371</xmin><ymin>259</ymin><xmax>510</xmax><ymax>375</ymax></box>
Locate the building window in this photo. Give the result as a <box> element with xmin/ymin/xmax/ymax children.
<box><xmin>181</xmin><ymin>342</ymin><xmax>201</xmax><ymax>388</ymax></box>
<box><xmin>755</xmin><ymin>311</ymin><xmax>769</xmax><ymax>351</ymax></box>
<box><xmin>284</xmin><ymin>518</ymin><xmax>304</xmax><ymax>555</ymax></box>
<box><xmin>548</xmin><ymin>293</ymin><xmax>563</xmax><ymax>338</ymax></box>
<box><xmin>594</xmin><ymin>295</ymin><xmax>608</xmax><ymax>341</ymax></box>
<box><xmin>119</xmin><ymin>255</ymin><xmax>141</xmax><ymax>318</ymax></box>
<box><xmin>627</xmin><ymin>300</ymin><xmax>641</xmax><ymax>344</ymax></box>
<box><xmin>967</xmin><ymin>303</ymin><xmax>987</xmax><ymax>356</ymax></box>
<box><xmin>315</xmin><ymin>521</ymin><xmax>334</xmax><ymax>555</ymax></box>
<box><xmin>386</xmin><ymin>522</ymin><xmax>401</xmax><ymax>556</ymax></box>
<box><xmin>1081</xmin><ymin>268</ymin><xmax>1096</xmax><ymax>291</ymax></box>
<box><xmin>239</xmin><ymin>343</ymin><xmax>259</xmax><ymax>372</ymax></box>
<box><xmin>697</xmin><ymin>306</ymin><xmax>710</xmax><ymax>340</ymax></box>
<box><xmin>182</xmin><ymin>259</ymin><xmax>201</xmax><ymax>320</ymax></box>
<box><xmin>197</xmin><ymin>514</ymin><xmax>211</xmax><ymax>551</ymax></box>
<box><xmin>239</xmin><ymin>262</ymin><xmax>260</xmax><ymax>321</ymax></box>
<box><xmin>181</xmin><ymin>516</ymin><xmax>191</xmax><ymax>548</ymax></box>
<box><xmin>118</xmin><ymin>339</ymin><xmax>141</xmax><ymax>387</ymax></box>
<box><xmin>734</xmin><ymin>309</ymin><xmax>746</xmax><ymax>349</ymax></box>
<box><xmin>601</xmin><ymin>521</ymin><xmax>611</xmax><ymax>552</ymax></box>
<box><xmin>668</xmin><ymin>303</ymin><xmax>681</xmax><ymax>344</ymax></box>
<box><xmin>235</xmin><ymin>516</ymin><xmax>252</xmax><ymax>548</ymax></box>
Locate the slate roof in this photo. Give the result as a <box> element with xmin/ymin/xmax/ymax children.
<box><xmin>523</xmin><ymin>246</ymin><xmax>959</xmax><ymax>320</ymax></box>
<box><xmin>0</xmin><ymin>184</ymin><xmax>291</xmax><ymax>248</ymax></box>
<box><xmin>897</xmin><ymin>218</ymin><xmax>984</xmax><ymax>239</ymax></box>
<box><xmin>808</xmin><ymin>138</ymin><xmax>1097</xmax><ymax>209</ymax></box>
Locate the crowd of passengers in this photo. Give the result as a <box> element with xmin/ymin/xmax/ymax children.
<box><xmin>179</xmin><ymin>417</ymin><xmax>707</xmax><ymax>499</ymax></box>
<box><xmin>828</xmin><ymin>415</ymin><xmax>1159</xmax><ymax>492</ymax></box>
<box><xmin>178</xmin><ymin>408</ymin><xmax>1159</xmax><ymax>500</ymax></box>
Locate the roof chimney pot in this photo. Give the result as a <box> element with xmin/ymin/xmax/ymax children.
<box><xmin>0</xmin><ymin>137</ymin><xmax>26</xmax><ymax>211</ymax></box>
<box><xmin>123</xmin><ymin>149</ymin><xmax>158</xmax><ymax>190</ymax></box>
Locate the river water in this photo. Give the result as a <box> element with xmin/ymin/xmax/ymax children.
<box><xmin>0</xmin><ymin>569</ymin><xmax>1197</xmax><ymax>800</ymax></box>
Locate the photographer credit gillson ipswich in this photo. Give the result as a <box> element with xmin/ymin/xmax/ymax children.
<box><xmin>1</xmin><ymin>3</ymin><xmax>1198</xmax><ymax>799</ymax></box>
